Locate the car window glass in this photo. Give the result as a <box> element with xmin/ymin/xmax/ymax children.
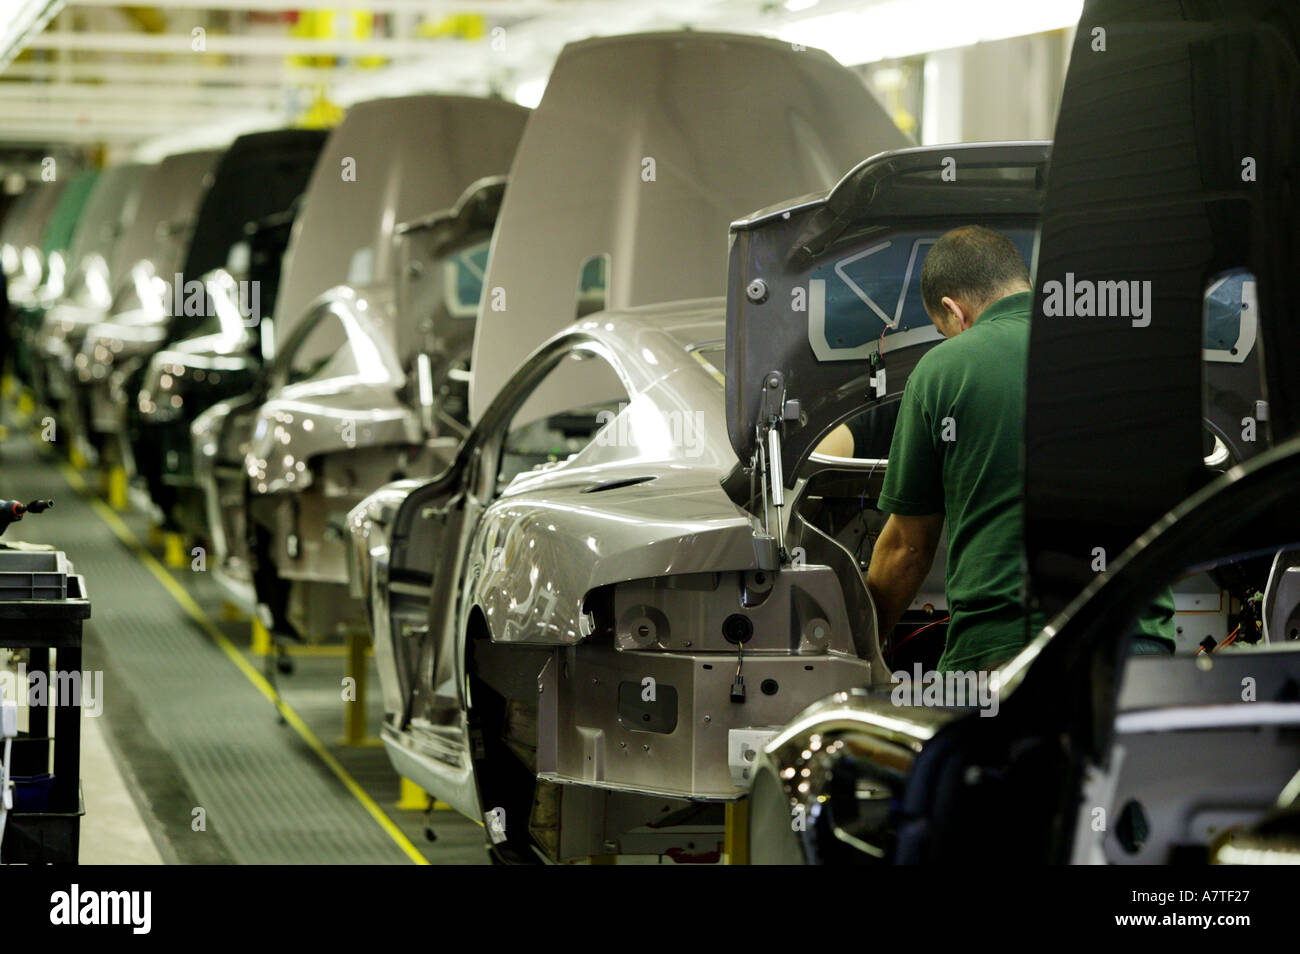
<box><xmin>444</xmin><ymin>240</ymin><xmax>490</xmax><ymax>319</ymax></box>
<box><xmin>498</xmin><ymin>350</ymin><xmax>628</xmax><ymax>491</ymax></box>
<box><xmin>1202</xmin><ymin>268</ymin><xmax>1265</xmax><ymax>468</ymax></box>
<box><xmin>576</xmin><ymin>254</ymin><xmax>607</xmax><ymax>318</ymax></box>
<box><xmin>288</xmin><ymin>311</ymin><xmax>354</xmax><ymax>384</ymax></box>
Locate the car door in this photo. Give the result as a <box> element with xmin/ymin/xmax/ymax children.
<box><xmin>367</xmin><ymin>332</ymin><xmax>629</xmax><ymax>819</ymax></box>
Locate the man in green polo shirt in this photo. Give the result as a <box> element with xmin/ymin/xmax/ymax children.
<box><xmin>865</xmin><ymin>225</ymin><xmax>1173</xmax><ymax>671</ymax></box>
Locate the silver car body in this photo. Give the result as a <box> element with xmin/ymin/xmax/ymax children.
<box><xmin>76</xmin><ymin>150</ymin><xmax>221</xmax><ymax>450</ymax></box>
<box><xmin>197</xmin><ymin>96</ymin><xmax>527</xmax><ymax>627</ymax></box>
<box><xmin>34</xmin><ymin>163</ymin><xmax>152</xmax><ymax>416</ymax></box>
<box><xmin>349</xmin><ymin>31</ymin><xmax>913</xmax><ymax>861</ymax></box>
<box><xmin>0</xmin><ymin>178</ymin><xmax>67</xmax><ymax>309</ymax></box>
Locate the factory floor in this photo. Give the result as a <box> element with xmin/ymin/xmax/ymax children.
<box><xmin>1</xmin><ymin>421</ymin><xmax>488</xmax><ymax>865</ymax></box>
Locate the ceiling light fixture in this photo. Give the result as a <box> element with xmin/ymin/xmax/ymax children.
<box><xmin>777</xmin><ymin>0</ymin><xmax>1083</xmax><ymax>66</ymax></box>
<box><xmin>0</xmin><ymin>0</ymin><xmax>64</xmax><ymax>71</ymax></box>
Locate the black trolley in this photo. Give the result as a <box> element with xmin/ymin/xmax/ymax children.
<box><xmin>0</xmin><ymin>499</ymin><xmax>90</xmax><ymax>863</ymax></box>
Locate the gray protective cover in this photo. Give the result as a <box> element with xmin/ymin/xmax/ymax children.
<box><xmin>272</xmin><ymin>95</ymin><xmax>529</xmax><ymax>340</ymax></box>
<box><xmin>469</xmin><ymin>31</ymin><xmax>911</xmax><ymax>422</ymax></box>
<box><xmin>111</xmin><ymin>150</ymin><xmax>221</xmax><ymax>283</ymax></box>
<box><xmin>67</xmin><ymin>162</ymin><xmax>152</xmax><ymax>276</ymax></box>
<box><xmin>5</xmin><ymin>179</ymin><xmax>67</xmax><ymax>253</ymax></box>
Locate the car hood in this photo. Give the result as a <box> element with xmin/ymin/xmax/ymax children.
<box><xmin>1023</xmin><ymin>0</ymin><xmax>1300</xmax><ymax>621</ymax></box>
<box><xmin>272</xmin><ymin>95</ymin><xmax>527</xmax><ymax>346</ymax></box>
<box><xmin>468</xmin><ymin>30</ymin><xmax>911</xmax><ymax>424</ymax></box>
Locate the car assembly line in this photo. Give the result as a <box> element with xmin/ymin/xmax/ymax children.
<box><xmin>0</xmin><ymin>0</ymin><xmax>1296</xmax><ymax>901</ymax></box>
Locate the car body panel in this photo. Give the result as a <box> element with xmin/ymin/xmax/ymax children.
<box><xmin>69</xmin><ymin>150</ymin><xmax>222</xmax><ymax>454</ymax></box>
<box><xmin>131</xmin><ymin>131</ymin><xmax>328</xmax><ymax>527</ymax></box>
<box><xmin>1022</xmin><ymin>0</ymin><xmax>1296</xmax><ymax>621</ymax></box>
<box><xmin>145</xmin><ymin>206</ymin><xmax>298</xmax><ymax>544</ymax></box>
<box><xmin>229</xmin><ymin>97</ymin><xmax>527</xmax><ymax>630</ymax></box>
<box><xmin>10</xmin><ymin>171</ymin><xmax>103</xmax><ymax>390</ymax></box>
<box><xmin>31</xmin><ymin>170</ymin><xmax>100</xmax><ymax>310</ymax></box>
<box><xmin>468</xmin><ymin>30</ymin><xmax>911</xmax><ymax>424</ymax></box>
<box><xmin>1</xmin><ymin>178</ymin><xmax>67</xmax><ymax>308</ymax></box>
<box><xmin>272</xmin><ymin>95</ymin><xmax>529</xmax><ymax>342</ymax></box>
<box><xmin>349</xmin><ymin>31</ymin><xmax>912</xmax><ymax>858</ymax></box>
<box><xmin>32</xmin><ymin>163</ymin><xmax>152</xmax><ymax>410</ymax></box>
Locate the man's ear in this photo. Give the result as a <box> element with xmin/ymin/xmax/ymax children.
<box><xmin>940</xmin><ymin>295</ymin><xmax>968</xmax><ymax>333</ymax></box>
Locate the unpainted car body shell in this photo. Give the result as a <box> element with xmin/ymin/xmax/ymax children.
<box><xmin>351</xmin><ymin>307</ymin><xmax>889</xmax><ymax>815</ymax></box>
<box><xmin>349</xmin><ymin>31</ymin><xmax>910</xmax><ymax>845</ymax></box>
<box><xmin>32</xmin><ymin>163</ymin><xmax>152</xmax><ymax>411</ymax></box>
<box><xmin>69</xmin><ymin>150</ymin><xmax>222</xmax><ymax>452</ymax></box>
<box><xmin>216</xmin><ymin>96</ymin><xmax>527</xmax><ymax>628</ymax></box>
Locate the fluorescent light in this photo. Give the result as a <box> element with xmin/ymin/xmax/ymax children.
<box><xmin>777</xmin><ymin>0</ymin><xmax>1083</xmax><ymax>66</ymax></box>
<box><xmin>0</xmin><ymin>0</ymin><xmax>64</xmax><ymax>71</ymax></box>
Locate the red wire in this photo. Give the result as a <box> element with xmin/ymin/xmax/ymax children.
<box><xmin>1198</xmin><ymin>624</ymin><xmax>1242</xmax><ymax>654</ymax></box>
<box><xmin>886</xmin><ymin>616</ymin><xmax>950</xmax><ymax>661</ymax></box>
<box><xmin>1213</xmin><ymin>625</ymin><xmax>1242</xmax><ymax>653</ymax></box>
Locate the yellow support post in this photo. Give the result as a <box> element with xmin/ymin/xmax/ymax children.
<box><xmin>67</xmin><ymin>443</ymin><xmax>87</xmax><ymax>471</ymax></box>
<box><xmin>219</xmin><ymin>601</ymin><xmax>247</xmax><ymax>623</ymax></box>
<box><xmin>15</xmin><ymin>390</ymin><xmax>33</xmax><ymax>420</ymax></box>
<box><xmin>251</xmin><ymin>617</ymin><xmax>273</xmax><ymax>656</ymax></box>
<box><xmin>163</xmin><ymin>532</ymin><xmax>188</xmax><ymax>569</ymax></box>
<box><xmin>397</xmin><ymin>778</ymin><xmax>431</xmax><ymax>811</ymax></box>
<box><xmin>724</xmin><ymin>799</ymin><xmax>749</xmax><ymax>865</ymax></box>
<box><xmin>106</xmin><ymin>465</ymin><xmax>129</xmax><ymax>511</ymax></box>
<box><xmin>342</xmin><ymin>627</ymin><xmax>367</xmax><ymax>745</ymax></box>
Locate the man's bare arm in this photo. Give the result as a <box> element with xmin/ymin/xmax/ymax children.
<box><xmin>865</xmin><ymin>512</ymin><xmax>944</xmax><ymax>638</ymax></box>
<box><xmin>815</xmin><ymin>423</ymin><xmax>855</xmax><ymax>458</ymax></box>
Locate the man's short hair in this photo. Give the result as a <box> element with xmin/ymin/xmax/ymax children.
<box><xmin>920</xmin><ymin>225</ymin><xmax>1031</xmax><ymax>317</ymax></box>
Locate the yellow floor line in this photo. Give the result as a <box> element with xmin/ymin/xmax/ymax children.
<box><xmin>282</xmin><ymin>645</ymin><xmax>374</xmax><ymax>658</ymax></box>
<box><xmin>57</xmin><ymin>462</ymin><xmax>430</xmax><ymax>866</ymax></box>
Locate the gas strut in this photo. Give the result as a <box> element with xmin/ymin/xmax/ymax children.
<box><xmin>0</xmin><ymin>499</ymin><xmax>54</xmax><ymax>538</ymax></box>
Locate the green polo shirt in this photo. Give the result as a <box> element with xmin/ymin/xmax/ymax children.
<box><xmin>876</xmin><ymin>291</ymin><xmax>1175</xmax><ymax>670</ymax></box>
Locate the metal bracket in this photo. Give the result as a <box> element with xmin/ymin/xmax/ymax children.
<box><xmin>754</xmin><ymin>373</ymin><xmax>801</xmax><ymax>561</ymax></box>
